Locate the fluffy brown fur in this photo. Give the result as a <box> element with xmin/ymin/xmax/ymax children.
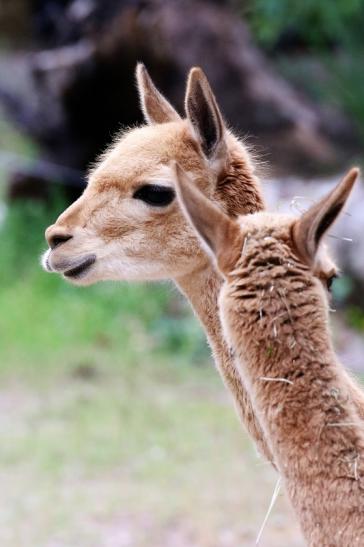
<box><xmin>42</xmin><ymin>65</ymin><xmax>273</xmax><ymax>463</ymax></box>
<box><xmin>176</xmin><ymin>166</ymin><xmax>364</xmax><ymax>546</ymax></box>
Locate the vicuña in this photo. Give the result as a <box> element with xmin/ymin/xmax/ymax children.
<box><xmin>175</xmin><ymin>165</ymin><xmax>364</xmax><ymax>546</ymax></box>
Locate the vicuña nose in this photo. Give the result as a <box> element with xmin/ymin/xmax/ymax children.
<box><xmin>46</xmin><ymin>226</ymin><xmax>73</xmax><ymax>249</ymax></box>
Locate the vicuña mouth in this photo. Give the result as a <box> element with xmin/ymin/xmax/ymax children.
<box><xmin>64</xmin><ymin>255</ymin><xmax>96</xmax><ymax>279</ymax></box>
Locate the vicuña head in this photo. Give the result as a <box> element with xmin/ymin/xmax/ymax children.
<box><xmin>42</xmin><ymin>64</ymin><xmax>263</xmax><ymax>285</ymax></box>
<box><xmin>175</xmin><ymin>165</ymin><xmax>359</xmax><ymax>334</ymax></box>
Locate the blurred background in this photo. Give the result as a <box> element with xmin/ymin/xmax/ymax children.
<box><xmin>0</xmin><ymin>1</ymin><xmax>363</xmax><ymax>545</ymax></box>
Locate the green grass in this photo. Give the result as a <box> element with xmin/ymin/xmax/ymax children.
<box><xmin>347</xmin><ymin>306</ymin><xmax>364</xmax><ymax>331</ymax></box>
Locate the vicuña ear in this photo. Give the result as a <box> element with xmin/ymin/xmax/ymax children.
<box><xmin>292</xmin><ymin>167</ymin><xmax>359</xmax><ymax>263</ymax></box>
<box><xmin>185</xmin><ymin>67</ymin><xmax>226</xmax><ymax>162</ymax></box>
<box><xmin>174</xmin><ymin>163</ymin><xmax>242</xmax><ymax>274</ymax></box>
<box><xmin>136</xmin><ymin>63</ymin><xmax>180</xmax><ymax>125</ymax></box>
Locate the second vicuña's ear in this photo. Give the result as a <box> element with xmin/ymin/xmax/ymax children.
<box><xmin>174</xmin><ymin>163</ymin><xmax>242</xmax><ymax>274</ymax></box>
<box><xmin>136</xmin><ymin>63</ymin><xmax>181</xmax><ymax>125</ymax></box>
<box><xmin>185</xmin><ymin>67</ymin><xmax>226</xmax><ymax>161</ymax></box>
<box><xmin>292</xmin><ymin>167</ymin><xmax>359</xmax><ymax>263</ymax></box>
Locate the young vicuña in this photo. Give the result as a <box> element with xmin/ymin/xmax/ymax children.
<box><xmin>175</xmin><ymin>165</ymin><xmax>364</xmax><ymax>546</ymax></box>
<box><xmin>42</xmin><ymin>64</ymin><xmax>275</xmax><ymax>462</ymax></box>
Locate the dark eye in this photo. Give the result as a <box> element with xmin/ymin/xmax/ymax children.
<box><xmin>133</xmin><ymin>184</ymin><xmax>175</xmax><ymax>207</ymax></box>
<box><xmin>327</xmin><ymin>274</ymin><xmax>338</xmax><ymax>292</ymax></box>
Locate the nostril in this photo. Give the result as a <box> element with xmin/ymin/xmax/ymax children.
<box><xmin>49</xmin><ymin>234</ymin><xmax>73</xmax><ymax>250</ymax></box>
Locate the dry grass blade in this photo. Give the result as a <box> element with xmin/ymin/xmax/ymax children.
<box><xmin>255</xmin><ymin>476</ymin><xmax>282</xmax><ymax>545</ymax></box>
<box><xmin>260</xmin><ymin>376</ymin><xmax>293</xmax><ymax>385</ymax></box>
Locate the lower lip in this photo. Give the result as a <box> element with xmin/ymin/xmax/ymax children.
<box><xmin>64</xmin><ymin>256</ymin><xmax>96</xmax><ymax>279</ymax></box>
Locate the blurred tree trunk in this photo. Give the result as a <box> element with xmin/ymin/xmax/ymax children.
<box><xmin>0</xmin><ymin>0</ymin><xmax>358</xmax><ymax>199</ymax></box>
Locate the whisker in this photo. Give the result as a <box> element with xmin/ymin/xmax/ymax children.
<box><xmin>327</xmin><ymin>234</ymin><xmax>353</xmax><ymax>242</ymax></box>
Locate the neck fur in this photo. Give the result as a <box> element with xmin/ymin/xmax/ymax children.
<box><xmin>225</xmin><ymin>268</ymin><xmax>364</xmax><ymax>545</ymax></box>
<box><xmin>176</xmin><ymin>259</ymin><xmax>274</xmax><ymax>464</ymax></box>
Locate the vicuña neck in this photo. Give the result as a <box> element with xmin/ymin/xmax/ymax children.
<box><xmin>176</xmin><ymin>262</ymin><xmax>274</xmax><ymax>464</ymax></box>
<box><xmin>176</xmin><ymin>263</ymin><xmax>222</xmax><ymax>346</ymax></box>
<box><xmin>230</xmin><ymin>288</ymin><xmax>364</xmax><ymax>546</ymax></box>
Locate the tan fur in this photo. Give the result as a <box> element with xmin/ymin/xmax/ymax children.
<box><xmin>43</xmin><ymin>65</ymin><xmax>273</xmax><ymax>463</ymax></box>
<box><xmin>136</xmin><ymin>63</ymin><xmax>181</xmax><ymax>124</ymax></box>
<box><xmin>176</xmin><ymin>167</ymin><xmax>364</xmax><ymax>546</ymax></box>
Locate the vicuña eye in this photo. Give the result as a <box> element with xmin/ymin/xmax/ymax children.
<box><xmin>133</xmin><ymin>185</ymin><xmax>175</xmax><ymax>207</ymax></box>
